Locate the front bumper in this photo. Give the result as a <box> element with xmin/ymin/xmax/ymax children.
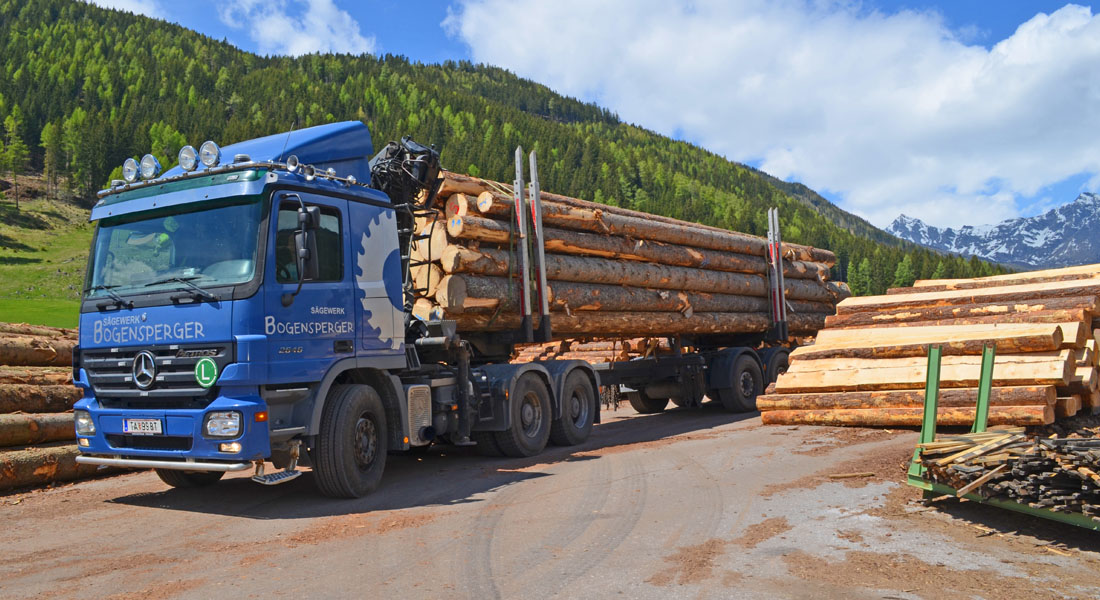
<box><xmin>74</xmin><ymin>391</ymin><xmax>271</xmax><ymax>467</ymax></box>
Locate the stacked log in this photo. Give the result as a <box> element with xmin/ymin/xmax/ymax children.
<box><xmin>412</xmin><ymin>172</ymin><xmax>847</xmax><ymax>338</ymax></box>
<box><xmin>917</xmin><ymin>419</ymin><xmax>1100</xmax><ymax>521</ymax></box>
<box><xmin>0</xmin><ymin>323</ymin><xmax>112</xmax><ymax>493</ymax></box>
<box><xmin>761</xmin><ymin>264</ymin><xmax>1100</xmax><ymax>427</ymax></box>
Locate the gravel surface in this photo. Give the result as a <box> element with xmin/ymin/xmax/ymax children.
<box><xmin>3</xmin><ymin>404</ymin><xmax>1100</xmax><ymax>599</ymax></box>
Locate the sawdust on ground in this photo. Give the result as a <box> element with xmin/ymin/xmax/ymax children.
<box><xmin>645</xmin><ymin>538</ymin><xmax>730</xmax><ymax>586</ymax></box>
<box><xmin>732</xmin><ymin>517</ymin><xmax>792</xmax><ymax>549</ymax></box>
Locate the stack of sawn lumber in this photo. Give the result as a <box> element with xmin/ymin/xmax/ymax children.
<box><xmin>409</xmin><ymin>172</ymin><xmax>850</xmax><ymax>338</ymax></box>
<box><xmin>918</xmin><ymin>420</ymin><xmax>1100</xmax><ymax>520</ymax></box>
<box><xmin>760</xmin><ymin>264</ymin><xmax>1100</xmax><ymax>427</ymax></box>
<box><xmin>512</xmin><ymin>337</ymin><xmax>674</xmax><ymax>364</ymax></box>
<box><xmin>0</xmin><ymin>323</ymin><xmax>101</xmax><ymax>493</ymax></box>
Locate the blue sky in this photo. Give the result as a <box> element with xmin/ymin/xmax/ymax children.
<box><xmin>96</xmin><ymin>1</ymin><xmax>1100</xmax><ymax>229</ymax></box>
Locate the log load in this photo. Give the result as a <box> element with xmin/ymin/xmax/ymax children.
<box><xmin>761</xmin><ymin>264</ymin><xmax>1100</xmax><ymax>427</ymax></box>
<box><xmin>415</xmin><ymin>171</ymin><xmax>844</xmax><ymax>340</ymax></box>
<box><xmin>0</xmin><ymin>335</ymin><xmax>76</xmax><ymax>367</ymax></box>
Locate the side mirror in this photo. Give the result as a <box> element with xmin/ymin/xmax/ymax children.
<box><xmin>281</xmin><ymin>205</ymin><xmax>322</xmax><ymax>307</ymax></box>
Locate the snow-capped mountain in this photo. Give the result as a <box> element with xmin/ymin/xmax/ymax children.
<box><xmin>886</xmin><ymin>192</ymin><xmax>1100</xmax><ymax>268</ymax></box>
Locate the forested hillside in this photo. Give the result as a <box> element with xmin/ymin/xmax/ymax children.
<box><xmin>0</xmin><ymin>0</ymin><xmax>1008</xmax><ymax>295</ymax></box>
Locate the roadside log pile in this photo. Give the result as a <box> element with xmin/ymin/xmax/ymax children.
<box><xmin>918</xmin><ymin>419</ymin><xmax>1100</xmax><ymax>520</ymax></box>
<box><xmin>411</xmin><ymin>172</ymin><xmax>848</xmax><ymax>339</ymax></box>
<box><xmin>0</xmin><ymin>323</ymin><xmax>105</xmax><ymax>493</ymax></box>
<box><xmin>760</xmin><ymin>265</ymin><xmax>1100</xmax><ymax>427</ymax></box>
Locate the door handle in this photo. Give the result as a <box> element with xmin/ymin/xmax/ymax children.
<box><xmin>334</xmin><ymin>339</ymin><xmax>354</xmax><ymax>353</ymax></box>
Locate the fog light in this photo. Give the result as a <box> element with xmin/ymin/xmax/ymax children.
<box><xmin>78</xmin><ymin>438</ymin><xmax>90</xmax><ymax>447</ymax></box>
<box><xmin>219</xmin><ymin>442</ymin><xmax>242</xmax><ymax>453</ymax></box>
<box><xmin>74</xmin><ymin>410</ymin><xmax>95</xmax><ymax>435</ymax></box>
<box><xmin>204</xmin><ymin>411</ymin><xmax>241</xmax><ymax>437</ymax></box>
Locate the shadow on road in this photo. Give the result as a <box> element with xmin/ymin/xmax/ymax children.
<box><xmin>927</xmin><ymin>495</ymin><xmax>1100</xmax><ymax>553</ymax></box>
<box><xmin>107</xmin><ymin>404</ymin><xmax>758</xmax><ymax>519</ymax></box>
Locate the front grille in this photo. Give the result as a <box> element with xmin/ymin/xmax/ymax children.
<box><xmin>82</xmin><ymin>343</ymin><xmax>233</xmax><ymax>404</ymax></box>
<box><xmin>106</xmin><ymin>434</ymin><xmax>194</xmax><ymax>451</ymax></box>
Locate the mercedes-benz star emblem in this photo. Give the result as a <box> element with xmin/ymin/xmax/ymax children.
<box><xmin>132</xmin><ymin>351</ymin><xmax>157</xmax><ymax>390</ymax></box>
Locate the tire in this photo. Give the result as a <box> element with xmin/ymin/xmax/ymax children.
<box><xmin>313</xmin><ymin>384</ymin><xmax>388</xmax><ymax>498</ymax></box>
<box><xmin>494</xmin><ymin>373</ymin><xmax>551</xmax><ymax>458</ymax></box>
<box><xmin>766</xmin><ymin>350</ymin><xmax>790</xmax><ymax>384</ymax></box>
<box><xmin>718</xmin><ymin>355</ymin><xmax>763</xmax><ymax>412</ymax></box>
<box><xmin>550</xmin><ymin>371</ymin><xmax>596</xmax><ymax>446</ymax></box>
<box><xmin>627</xmin><ymin>391</ymin><xmax>669</xmax><ymax>414</ymax></box>
<box><xmin>155</xmin><ymin>469</ymin><xmax>224</xmax><ymax>488</ymax></box>
<box><xmin>472</xmin><ymin>431</ymin><xmax>505</xmax><ymax>457</ymax></box>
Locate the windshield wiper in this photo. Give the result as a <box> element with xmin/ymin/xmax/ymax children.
<box><xmin>144</xmin><ymin>276</ymin><xmax>220</xmax><ymax>302</ymax></box>
<box><xmin>84</xmin><ymin>284</ymin><xmax>134</xmax><ymax>309</ymax></box>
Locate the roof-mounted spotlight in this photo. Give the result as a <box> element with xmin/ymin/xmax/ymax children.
<box><xmin>199</xmin><ymin>141</ymin><xmax>221</xmax><ymax>168</ymax></box>
<box><xmin>139</xmin><ymin>154</ymin><xmax>162</xmax><ymax>180</ymax></box>
<box><xmin>122</xmin><ymin>158</ymin><xmax>139</xmax><ymax>183</ymax></box>
<box><xmin>178</xmin><ymin>145</ymin><xmax>199</xmax><ymax>172</ymax></box>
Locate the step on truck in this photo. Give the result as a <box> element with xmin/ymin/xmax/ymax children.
<box><xmin>73</xmin><ymin>121</ymin><xmax>793</xmax><ymax>498</ymax></box>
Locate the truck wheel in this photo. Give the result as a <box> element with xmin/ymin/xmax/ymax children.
<box><xmin>155</xmin><ymin>469</ymin><xmax>224</xmax><ymax>488</ymax></box>
<box><xmin>626</xmin><ymin>391</ymin><xmax>669</xmax><ymax>414</ymax></box>
<box><xmin>550</xmin><ymin>371</ymin><xmax>596</xmax><ymax>446</ymax></box>
<box><xmin>313</xmin><ymin>384</ymin><xmax>388</xmax><ymax>498</ymax></box>
<box><xmin>718</xmin><ymin>355</ymin><xmax>763</xmax><ymax>412</ymax></box>
<box><xmin>494</xmin><ymin>373</ymin><xmax>551</xmax><ymax>457</ymax></box>
<box><xmin>472</xmin><ymin>431</ymin><xmax>505</xmax><ymax>457</ymax></box>
<box><xmin>766</xmin><ymin>349</ymin><xmax>790</xmax><ymax>384</ymax></box>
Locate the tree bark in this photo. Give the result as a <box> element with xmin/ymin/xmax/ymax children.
<box><xmin>791</xmin><ymin>333</ymin><xmax>1061</xmax><ymax>361</ymax></box>
<box><xmin>0</xmin><ymin>367</ymin><xmax>73</xmax><ymax>386</ymax></box>
<box><xmin>0</xmin><ymin>413</ymin><xmax>75</xmax><ymax>447</ymax></box>
<box><xmin>0</xmin><ymin>384</ymin><xmax>81</xmax><ymax>413</ymax></box>
<box><xmin>908</xmin><ymin>265</ymin><xmax>1100</xmax><ymax>292</ymax></box>
<box><xmin>0</xmin><ymin>442</ymin><xmax>118</xmax><ymax>492</ymax></box>
<box><xmin>836</xmin><ymin>279</ymin><xmax>1100</xmax><ymax>315</ymax></box>
<box><xmin>775</xmin><ymin>351</ymin><xmax>1073</xmax><ymax>393</ymax></box>
<box><xmin>0</xmin><ymin>336</ymin><xmax>76</xmax><ymax>367</ymax></box>
<box><xmin>757</xmin><ymin>385</ymin><xmax>1055</xmax><ymax>411</ymax></box>
<box><xmin>824</xmin><ymin>305</ymin><xmax>1094</xmax><ymax>330</ymax></box>
<box><xmin>0</xmin><ymin>323</ymin><xmax>78</xmax><ymax>339</ymax></box>
<box><xmin>759</xmin><ymin>406</ymin><xmax>1053</xmax><ymax>427</ymax></box>
<box><xmin>451</xmin><ymin>311</ymin><xmax>828</xmax><ymax>336</ymax></box>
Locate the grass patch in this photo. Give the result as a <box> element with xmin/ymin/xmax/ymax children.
<box><xmin>0</xmin><ymin>298</ymin><xmax>81</xmax><ymax>328</ymax></box>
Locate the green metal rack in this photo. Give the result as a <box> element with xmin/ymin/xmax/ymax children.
<box><xmin>905</xmin><ymin>344</ymin><xmax>1100</xmax><ymax>531</ymax></box>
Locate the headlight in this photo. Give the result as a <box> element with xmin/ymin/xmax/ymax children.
<box><xmin>74</xmin><ymin>410</ymin><xmax>96</xmax><ymax>435</ymax></box>
<box><xmin>199</xmin><ymin>141</ymin><xmax>221</xmax><ymax>167</ymax></box>
<box><xmin>122</xmin><ymin>158</ymin><xmax>139</xmax><ymax>183</ymax></box>
<box><xmin>139</xmin><ymin>154</ymin><xmax>161</xmax><ymax>179</ymax></box>
<box><xmin>204</xmin><ymin>411</ymin><xmax>241</xmax><ymax>438</ymax></box>
<box><xmin>178</xmin><ymin>145</ymin><xmax>198</xmax><ymax>171</ymax></box>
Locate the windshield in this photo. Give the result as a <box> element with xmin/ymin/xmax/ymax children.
<box><xmin>85</xmin><ymin>197</ymin><xmax>264</xmax><ymax>299</ymax></box>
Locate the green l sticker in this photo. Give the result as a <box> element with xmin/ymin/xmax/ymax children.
<box><xmin>195</xmin><ymin>357</ymin><xmax>218</xmax><ymax>388</ymax></box>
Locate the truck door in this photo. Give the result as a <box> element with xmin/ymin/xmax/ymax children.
<box><xmin>263</xmin><ymin>193</ymin><xmax>355</xmax><ymax>383</ymax></box>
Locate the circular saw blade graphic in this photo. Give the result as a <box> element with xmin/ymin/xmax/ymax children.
<box><xmin>356</xmin><ymin>208</ymin><xmax>404</xmax><ymax>351</ymax></box>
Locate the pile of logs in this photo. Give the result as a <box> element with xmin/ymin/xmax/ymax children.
<box><xmin>512</xmin><ymin>338</ymin><xmax>674</xmax><ymax>364</ymax></box>
<box><xmin>918</xmin><ymin>420</ymin><xmax>1100</xmax><ymax>520</ymax></box>
<box><xmin>0</xmin><ymin>323</ymin><xmax>102</xmax><ymax>493</ymax></box>
<box><xmin>760</xmin><ymin>264</ymin><xmax>1100</xmax><ymax>427</ymax></box>
<box><xmin>410</xmin><ymin>172</ymin><xmax>849</xmax><ymax>338</ymax></box>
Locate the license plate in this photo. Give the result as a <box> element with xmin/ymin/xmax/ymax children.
<box><xmin>123</xmin><ymin>418</ymin><xmax>163</xmax><ymax>435</ymax></box>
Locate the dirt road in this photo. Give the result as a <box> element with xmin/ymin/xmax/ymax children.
<box><xmin>3</xmin><ymin>405</ymin><xmax>1100</xmax><ymax>599</ymax></box>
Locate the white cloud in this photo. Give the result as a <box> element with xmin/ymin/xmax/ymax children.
<box><xmin>446</xmin><ymin>1</ymin><xmax>1100</xmax><ymax>228</ymax></box>
<box><xmin>85</xmin><ymin>0</ymin><xmax>162</xmax><ymax>17</ymax></box>
<box><xmin>218</xmin><ymin>0</ymin><xmax>376</xmax><ymax>57</ymax></box>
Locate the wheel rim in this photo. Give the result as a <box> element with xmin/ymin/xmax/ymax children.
<box><xmin>354</xmin><ymin>413</ymin><xmax>378</xmax><ymax>469</ymax></box>
<box><xmin>739</xmin><ymin>371</ymin><xmax>755</xmax><ymax>397</ymax></box>
<box><xmin>520</xmin><ymin>391</ymin><xmax>543</xmax><ymax>438</ymax></box>
<box><xmin>569</xmin><ymin>389</ymin><xmax>589</xmax><ymax>427</ymax></box>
